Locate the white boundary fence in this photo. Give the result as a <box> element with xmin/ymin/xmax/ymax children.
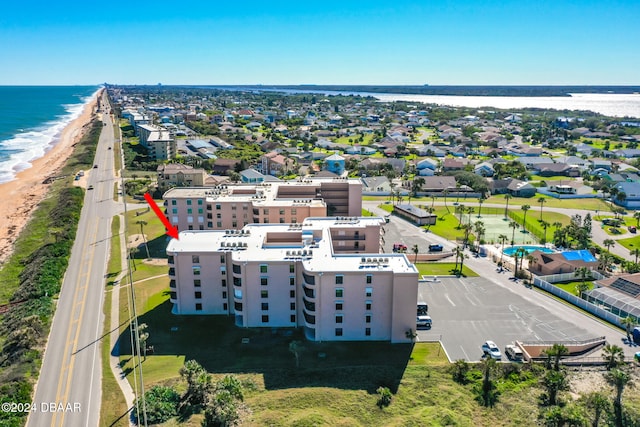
<box><xmin>533</xmin><ymin>271</ymin><xmax>624</xmax><ymax>327</ymax></box>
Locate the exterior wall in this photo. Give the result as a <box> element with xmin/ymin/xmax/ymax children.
<box><xmin>159</xmin><ymin>170</ymin><xmax>207</xmax><ymax>188</ymax></box>
<box><xmin>390</xmin><ymin>274</ymin><xmax>420</xmax><ymax>343</ymax></box>
<box><xmin>169</xmin><ymin>251</ymin><xmax>229</xmax><ymax>315</ymax></box>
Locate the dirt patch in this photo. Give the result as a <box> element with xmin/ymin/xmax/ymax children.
<box><xmin>127</xmin><ymin>233</ymin><xmax>147</xmax><ymax>249</ymax></box>
<box><xmin>568</xmin><ymin>369</ymin><xmax>610</xmax><ymax>398</ymax></box>
<box><xmin>142</xmin><ymin>258</ymin><xmax>167</xmax><ymax>266</ymax></box>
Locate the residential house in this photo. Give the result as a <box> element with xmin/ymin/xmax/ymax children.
<box><xmin>157</xmin><ymin>163</ymin><xmax>207</xmax><ymax>189</ymax></box>
<box><xmin>442</xmin><ymin>158</ymin><xmax>467</xmax><ymax>172</ymax></box>
<box><xmin>536</xmin><ymin>163</ymin><xmax>580</xmax><ymax>177</ymax></box>
<box><xmin>614</xmin><ymin>182</ymin><xmax>640</xmax><ymax>208</ymax></box>
<box><xmin>361</xmin><ymin>176</ymin><xmax>392</xmax><ymax>193</ymax></box>
<box><xmin>474</xmin><ymin>162</ymin><xmax>495</xmax><ymax>177</ymax></box>
<box><xmin>528</xmin><ymin>250</ymin><xmax>599</xmax><ymax>276</ymax></box>
<box><xmin>507</xmin><ymin>179</ymin><xmax>537</xmax><ymax>197</ymax></box>
<box><xmin>212</xmin><ymin>159</ymin><xmax>241</xmax><ymax>175</ymax></box>
<box><xmin>260</xmin><ymin>151</ymin><xmax>295</xmax><ymax>176</ymax></box>
<box><xmin>325</xmin><ymin>153</ymin><xmax>346</xmax><ymax>175</ymax></box>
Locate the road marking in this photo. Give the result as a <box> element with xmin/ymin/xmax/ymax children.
<box><xmin>51</xmin><ymin>208</ymin><xmax>99</xmax><ymax>426</ymax></box>
<box><xmin>445</xmin><ymin>294</ymin><xmax>456</xmax><ymax>307</ymax></box>
<box><xmin>459</xmin><ymin>345</ymin><xmax>470</xmax><ymax>361</ymax></box>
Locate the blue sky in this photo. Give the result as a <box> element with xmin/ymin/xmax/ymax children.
<box><xmin>1</xmin><ymin>0</ymin><xmax>638</xmax><ymax>85</ymax></box>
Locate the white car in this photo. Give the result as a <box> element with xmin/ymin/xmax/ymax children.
<box><xmin>482</xmin><ymin>340</ymin><xmax>502</xmax><ymax>360</ymax></box>
<box><xmin>505</xmin><ymin>344</ymin><xmax>524</xmax><ymax>361</ymax></box>
<box><xmin>416</xmin><ymin>315</ymin><xmax>432</xmax><ymax>328</ymax></box>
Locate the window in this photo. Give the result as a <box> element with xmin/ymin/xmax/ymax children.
<box><xmin>216</xmin><ymin>221</ymin><xmax>222</xmax><ymax>228</ymax></box>
<box><xmin>220</xmin><ymin>266</ymin><xmax>226</xmax><ymax>275</ymax></box>
<box><xmin>289</xmin><ymin>277</ymin><xmax>295</xmax><ymax>286</ymax></box>
<box><xmin>199</xmin><ymin>225</ymin><xmax>204</xmax><ymax>230</ymax></box>
<box><xmin>335</xmin><ymin>275</ymin><xmax>344</xmax><ymax>285</ymax></box>
<box><xmin>197</xmin><ymin>199</ymin><xmax>203</xmax><ymax>205</ymax></box>
<box><xmin>365</xmin><ymin>287</ymin><xmax>373</xmax><ymax>297</ymax></box>
<box><xmin>234</xmin><ymin>289</ymin><xmax>242</xmax><ymax>299</ymax></box>
<box><xmin>192</xmin><ymin>267</ymin><xmax>201</xmax><ymax>276</ymax></box>
<box><xmin>290</xmin><ymin>314</ymin><xmax>296</xmax><ymax>323</ymax></box>
<box><xmin>195</xmin><ymin>303</ymin><xmax>202</xmax><ymax>311</ymax></box>
<box><xmin>207</xmin><ymin>222</ymin><xmax>213</xmax><ymax>228</ymax></box>
<box><xmin>187</xmin><ymin>208</ymin><xmax>192</xmax><ymax>214</ymax></box>
<box><xmin>231</xmin><ymin>204</ymin><xmax>236</xmax><ymax>210</ymax></box>
<box><xmin>289</xmin><ymin>264</ymin><xmax>295</xmax><ymax>273</ymax></box>
<box><xmin>194</xmin><ymin>279</ymin><xmax>201</xmax><ymax>287</ymax></box>
<box><xmin>260</xmin><ymin>265</ymin><xmax>268</xmax><ymax>273</ymax></box>
<box><xmin>365</xmin><ymin>315</ymin><xmax>371</xmax><ymax>323</ymax></box>
<box><xmin>335</xmin><ymin>328</ymin><xmax>343</xmax><ymax>337</ymax></box>
<box><xmin>279</xmin><ymin>218</ymin><xmax>285</xmax><ymax>223</ymax></box>
<box><xmin>261</xmin><ymin>303</ymin><xmax>269</xmax><ymax>311</ymax></box>
<box><xmin>221</xmin><ymin>279</ymin><xmax>227</xmax><ymax>287</ymax></box>
<box><xmin>261</xmin><ymin>277</ymin><xmax>268</xmax><ymax>286</ymax></box>
<box><xmin>263</xmin><ymin>208</ymin><xmax>269</xmax><ymax>215</ymax></box>
<box><xmin>264</xmin><ymin>219</ymin><xmax>269</xmax><ymax>224</ymax></box>
<box><xmin>220</xmin><ymin>255</ymin><xmax>225</xmax><ymax>263</ymax></box>
<box><xmin>171</xmin><ymin>200</ymin><xmax>177</xmax><ymax>206</ymax></box>
<box><xmin>232</xmin><ymin>221</ymin><xmax>237</xmax><ymax>228</ymax></box>
<box><xmin>192</xmin><ymin>255</ymin><xmax>200</xmax><ymax>264</ymax></box>
<box><xmin>222</xmin><ymin>291</ymin><xmax>227</xmax><ymax>298</ymax></box>
<box><xmin>187</xmin><ymin>200</ymin><xmax>192</xmax><ymax>205</ymax></box>
<box><xmin>233</xmin><ymin>277</ymin><xmax>242</xmax><ymax>287</ymax></box>
<box><xmin>261</xmin><ymin>290</ymin><xmax>268</xmax><ymax>298</ymax></box>
<box><xmin>216</xmin><ymin>204</ymin><xmax>221</xmax><ymax>210</ymax></box>
<box><xmin>172</xmin><ymin>208</ymin><xmax>178</xmax><ymax>214</ymax></box>
<box><xmin>223</xmin><ymin>303</ymin><xmax>228</xmax><ymax>311</ymax></box>
<box><xmin>290</xmin><ymin>302</ymin><xmax>295</xmax><ymax>310</ymax></box>
<box><xmin>291</xmin><ymin>208</ymin><xmax>297</xmax><ymax>215</ymax></box>
<box><xmin>188</xmin><ymin>225</ymin><xmax>193</xmax><ymax>230</ymax></box>
<box><xmin>187</xmin><ymin>216</ymin><xmax>193</xmax><ymax>223</ymax></box>
<box><xmin>336</xmin><ymin>302</ymin><xmax>343</xmax><ymax>311</ymax></box>
<box><xmin>168</xmin><ymin>255</ymin><xmax>174</xmax><ymax>264</ymax></box>
<box><xmin>198</xmin><ymin>208</ymin><xmax>203</xmax><ymax>214</ymax></box>
<box><xmin>279</xmin><ymin>209</ymin><xmax>285</xmax><ymax>215</ymax></box>
<box><xmin>232</xmin><ymin>264</ymin><xmax>241</xmax><ymax>274</ymax></box>
<box><xmin>216</xmin><ymin>213</ymin><xmax>221</xmax><ymax>219</ymax></box>
<box><xmin>365</xmin><ymin>328</ymin><xmax>371</xmax><ymax>336</ymax></box>
<box><xmin>289</xmin><ymin>290</ymin><xmax>295</xmax><ymax>298</ymax></box>
<box><xmin>335</xmin><ymin>288</ymin><xmax>344</xmax><ymax>298</ymax></box>
<box><xmin>261</xmin><ymin>315</ymin><xmax>269</xmax><ymax>323</ymax></box>
<box><xmin>335</xmin><ymin>315</ymin><xmax>343</xmax><ymax>324</ymax></box>
<box><xmin>365</xmin><ymin>301</ymin><xmax>372</xmax><ymax>311</ymax></box>
<box><xmin>366</xmin><ymin>275</ymin><xmax>372</xmax><ymax>284</ymax></box>
<box><xmin>173</xmin><ymin>216</ymin><xmax>178</xmax><ymax>223</ymax></box>
<box><xmin>195</xmin><ymin>291</ymin><xmax>202</xmax><ymax>299</ymax></box>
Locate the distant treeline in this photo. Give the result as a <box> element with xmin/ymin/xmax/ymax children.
<box><xmin>213</xmin><ymin>85</ymin><xmax>640</xmax><ymax>97</ymax></box>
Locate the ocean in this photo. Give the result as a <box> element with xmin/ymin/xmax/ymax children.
<box><xmin>0</xmin><ymin>86</ymin><xmax>100</xmax><ymax>183</ymax></box>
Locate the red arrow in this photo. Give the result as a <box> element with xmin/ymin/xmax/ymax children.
<box><xmin>144</xmin><ymin>193</ymin><xmax>179</xmax><ymax>240</ymax></box>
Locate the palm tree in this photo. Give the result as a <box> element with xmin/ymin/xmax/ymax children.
<box><xmin>602</xmin><ymin>344</ymin><xmax>625</xmax><ymax>370</ymax></box>
<box><xmin>443</xmin><ymin>189</ymin><xmax>450</xmax><ymax>213</ymax></box>
<box><xmin>631</xmin><ymin>248</ymin><xmax>640</xmax><ymax>265</ymax></box>
<box><xmin>430</xmin><ymin>194</ymin><xmax>436</xmax><ymax>209</ymax></box>
<box><xmin>538</xmin><ymin>196</ymin><xmax>546</xmax><ymax>220</ymax></box>
<box><xmin>477</xmin><ymin>358</ymin><xmax>499</xmax><ymax>407</ymax></box>
<box><xmin>498</xmin><ymin>234</ymin><xmax>508</xmax><ymax>267</ymax></box>
<box><xmin>458</xmin><ymin>251</ymin><xmax>468</xmax><ymax>277</ymax></box>
<box><xmin>477</xmin><ymin>196</ymin><xmax>485</xmax><ymax>218</ymax></box>
<box><xmin>466</xmin><ymin>206</ymin><xmax>475</xmax><ymax>226</ymax></box>
<box><xmin>136</xmin><ymin>220</ymin><xmax>151</xmax><ymax>259</ymax></box>
<box><xmin>581</xmin><ymin>391</ymin><xmax>611</xmax><ymax>427</ymax></box>
<box><xmin>634</xmin><ymin>211</ymin><xmax>640</xmax><ymax>227</ymax></box>
<box><xmin>520</xmin><ymin>204</ymin><xmax>531</xmax><ymax>233</ymax></box>
<box><xmin>541</xmin><ymin>369</ymin><xmax>569</xmax><ymax>406</ymax></box>
<box><xmin>606</xmin><ymin>368</ymin><xmax>631</xmax><ymax>427</ymax></box>
<box><xmin>473</xmin><ymin>221</ymin><xmax>485</xmax><ymax>253</ymax></box>
<box><xmin>620</xmin><ymin>316</ymin><xmax>636</xmax><ymax>341</ymax></box>
<box><xmin>453</xmin><ymin>246</ymin><xmax>463</xmax><ymax>272</ymax></box>
<box><xmin>513</xmin><ymin>247</ymin><xmax>526</xmax><ymax>277</ymax></box>
<box><xmin>525</xmin><ymin>254</ymin><xmax>537</xmax><ymax>273</ymax></box>
<box><xmin>412</xmin><ymin>244</ymin><xmax>419</xmax><ymax>263</ymax></box>
<box><xmin>461</xmin><ymin>223</ymin><xmax>472</xmax><ymax>248</ymax></box>
<box><xmin>509</xmin><ymin>221</ymin><xmax>519</xmax><ymax>245</ymax></box>
<box><xmin>574</xmin><ymin>267</ymin><xmax>591</xmax><ymax>293</ymax></box>
<box><xmin>540</xmin><ymin>220</ymin><xmax>550</xmax><ymax>245</ymax></box>
<box><xmin>598</xmin><ymin>252</ymin><xmax>614</xmax><ymax>273</ymax></box>
<box><xmin>543</xmin><ymin>343</ymin><xmax>569</xmax><ymax>371</ymax></box>
<box><xmin>503</xmin><ymin>193</ymin><xmax>512</xmax><ymax>220</ymax></box>
<box><xmin>455</xmin><ymin>204</ymin><xmax>466</xmax><ymax>228</ymax></box>
<box><xmin>603</xmin><ymin>238</ymin><xmax>615</xmax><ymax>252</ymax></box>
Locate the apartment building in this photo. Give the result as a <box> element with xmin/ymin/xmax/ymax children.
<box><xmin>162</xmin><ymin>178</ymin><xmax>363</xmax><ymax>232</ymax></box>
<box><xmin>166</xmin><ymin>217</ymin><xmax>418</xmax><ymax>343</ymax></box>
<box><xmin>157</xmin><ymin>163</ymin><xmax>208</xmax><ymax>189</ymax></box>
<box><xmin>137</xmin><ymin>123</ymin><xmax>177</xmax><ymax>161</ymax></box>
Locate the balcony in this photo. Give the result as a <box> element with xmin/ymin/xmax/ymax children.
<box><xmin>303</xmin><ymin>284</ymin><xmax>315</xmax><ymax>299</ymax></box>
<box><xmin>303</xmin><ymin>311</ymin><xmax>316</xmax><ymax>326</ymax></box>
<box><xmin>168</xmin><ymin>268</ymin><xmax>176</xmax><ymax>276</ymax></box>
<box><xmin>169</xmin><ymin>291</ymin><xmax>177</xmax><ymax>302</ymax></box>
<box><xmin>331</xmin><ymin>234</ymin><xmax>365</xmax><ymax>241</ymax></box>
<box><xmin>169</xmin><ymin>279</ymin><xmax>176</xmax><ymax>288</ymax></box>
<box><xmin>302</xmin><ymin>272</ymin><xmax>315</xmax><ymax>286</ymax></box>
<box><xmin>303</xmin><ymin>296</ymin><xmax>316</xmax><ymax>312</ymax></box>
<box><xmin>234</xmin><ymin>301</ymin><xmax>243</xmax><ymax>312</ymax></box>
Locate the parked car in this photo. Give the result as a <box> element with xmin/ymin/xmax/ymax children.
<box><xmin>417</xmin><ymin>301</ymin><xmax>428</xmax><ymax>315</ymax></box>
<box><xmin>505</xmin><ymin>344</ymin><xmax>524</xmax><ymax>361</ymax></box>
<box><xmin>87</xmin><ymin>185</ymin><xmax>94</xmax><ymax>190</ymax></box>
<box><xmin>482</xmin><ymin>340</ymin><xmax>502</xmax><ymax>360</ymax></box>
<box><xmin>629</xmin><ymin>226</ymin><xmax>637</xmax><ymax>234</ymax></box>
<box><xmin>93</xmin><ymin>164</ymin><xmax>98</xmax><ymax>169</ymax></box>
<box><xmin>393</xmin><ymin>243</ymin><xmax>407</xmax><ymax>252</ymax></box>
<box><xmin>428</xmin><ymin>244</ymin><xmax>444</xmax><ymax>252</ymax></box>
<box><xmin>416</xmin><ymin>315</ymin><xmax>432</xmax><ymax>328</ymax></box>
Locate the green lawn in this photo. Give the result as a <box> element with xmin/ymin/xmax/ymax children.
<box><xmin>415</xmin><ymin>262</ymin><xmax>478</xmax><ymax>277</ymax></box>
<box><xmin>508</xmin><ymin>209</ymin><xmax>571</xmax><ymax>242</ymax></box>
<box><xmin>126</xmin><ymin>203</ymin><xmax>170</xmax><ymax>259</ymax></box>
<box><xmin>332</xmin><ymin>133</ymin><xmax>375</xmax><ymax>146</ymax></box>
<box><xmin>484</xmin><ymin>194</ymin><xmax>612</xmax><ymax>211</ymax></box>
<box><xmin>553</xmin><ymin>280</ymin><xmax>594</xmax><ymax>296</ymax></box>
<box><xmin>616</xmin><ymin>235</ymin><xmax>640</xmax><ymax>251</ymax></box>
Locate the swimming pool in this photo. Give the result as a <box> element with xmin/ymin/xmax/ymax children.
<box><xmin>503</xmin><ymin>245</ymin><xmax>555</xmax><ymax>256</ymax></box>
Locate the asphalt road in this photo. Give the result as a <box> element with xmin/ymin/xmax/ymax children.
<box><xmin>28</xmin><ymin>93</ymin><xmax>120</xmax><ymax>427</ymax></box>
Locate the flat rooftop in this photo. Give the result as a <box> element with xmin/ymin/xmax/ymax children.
<box><xmin>167</xmin><ymin>217</ymin><xmax>417</xmax><ymax>274</ymax></box>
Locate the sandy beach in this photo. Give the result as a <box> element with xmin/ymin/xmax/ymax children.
<box><xmin>0</xmin><ymin>89</ymin><xmax>102</xmax><ymax>264</ymax></box>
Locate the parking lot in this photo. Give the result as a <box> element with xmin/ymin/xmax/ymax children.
<box><xmin>417</xmin><ymin>277</ymin><xmax>595</xmax><ymax>362</ymax></box>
